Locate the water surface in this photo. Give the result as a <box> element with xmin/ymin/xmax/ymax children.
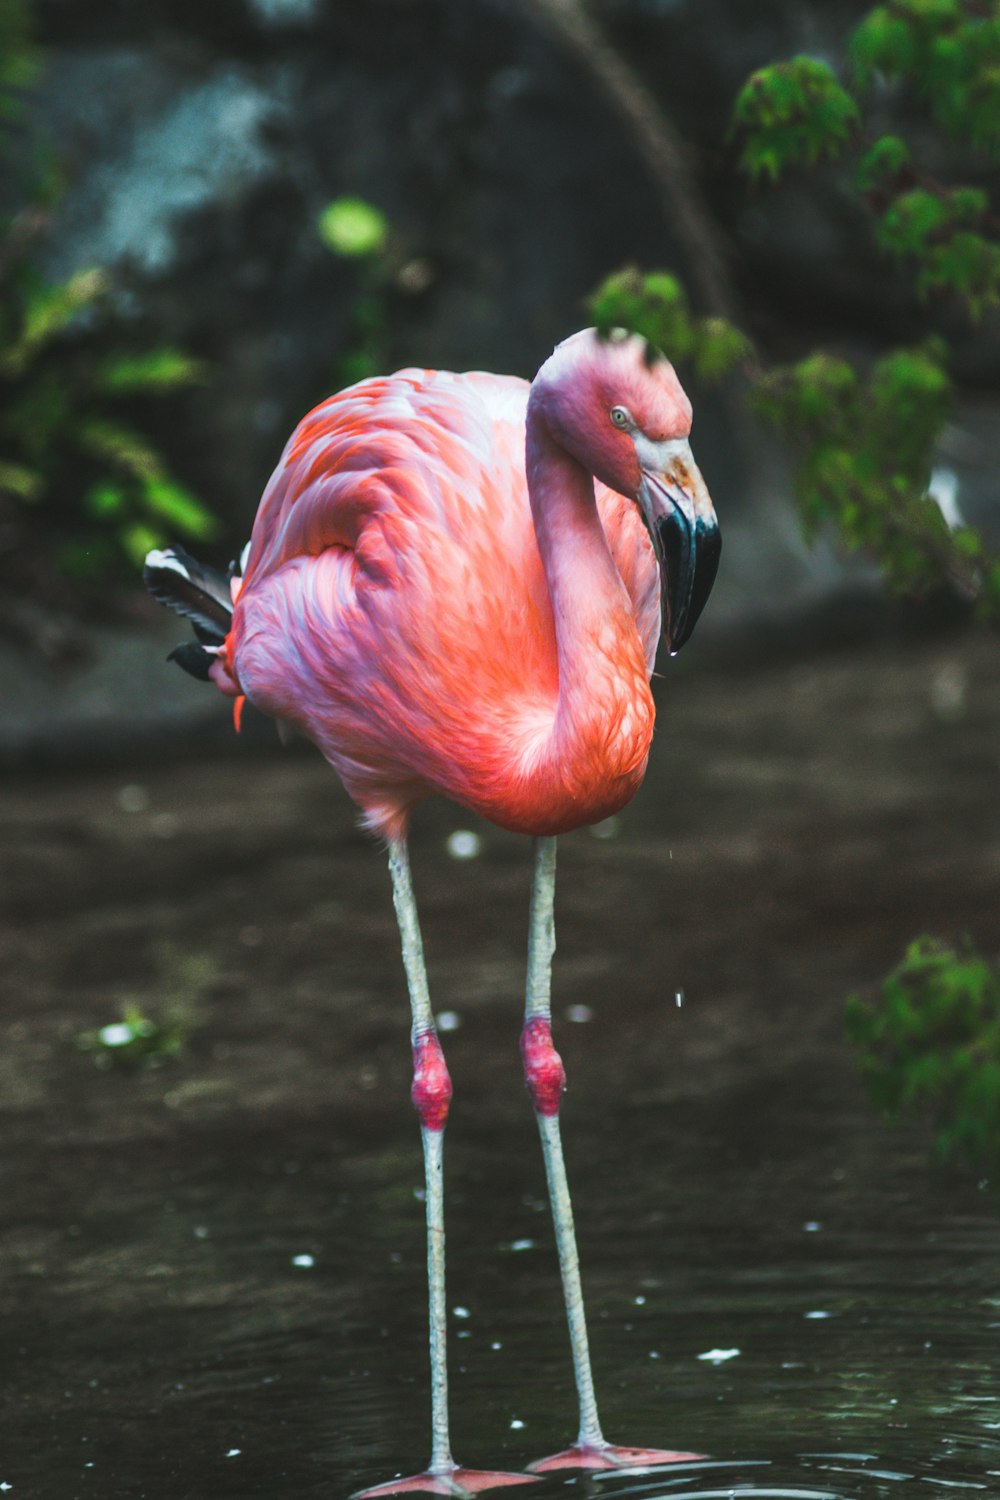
<box><xmin>2</xmin><ymin>627</ymin><xmax>998</xmax><ymax>1498</ymax></box>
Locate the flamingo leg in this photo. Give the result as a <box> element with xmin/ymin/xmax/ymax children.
<box><xmin>520</xmin><ymin>836</ymin><xmax>702</xmax><ymax>1475</ymax></box>
<box><xmin>354</xmin><ymin>838</ymin><xmax>537</xmax><ymax>1500</ymax></box>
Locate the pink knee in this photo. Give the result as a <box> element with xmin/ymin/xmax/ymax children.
<box><xmin>520</xmin><ymin>1017</ymin><xmax>566</xmax><ymax>1116</ymax></box>
<box><xmin>411</xmin><ymin>1030</ymin><xmax>452</xmax><ymax>1131</ymax></box>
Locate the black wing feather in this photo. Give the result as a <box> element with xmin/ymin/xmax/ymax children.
<box><xmin>143</xmin><ymin>545</ymin><xmax>232</xmax><ymax>645</ymax></box>
<box><xmin>167</xmin><ymin>641</ymin><xmax>218</xmax><ymax>681</ymax></box>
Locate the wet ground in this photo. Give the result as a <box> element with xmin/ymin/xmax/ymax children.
<box><xmin>2</xmin><ymin>620</ymin><xmax>999</xmax><ymax>1500</ymax></box>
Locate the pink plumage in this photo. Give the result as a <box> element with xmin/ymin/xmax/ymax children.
<box><xmin>209</xmin><ymin>334</ymin><xmax>709</xmax><ymax>842</ymax></box>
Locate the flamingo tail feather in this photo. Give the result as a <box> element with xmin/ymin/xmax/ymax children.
<box><xmin>144</xmin><ymin>544</ymin><xmax>245</xmax><ymax>683</ymax></box>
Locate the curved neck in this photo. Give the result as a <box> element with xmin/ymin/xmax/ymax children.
<box><xmin>525</xmin><ymin>396</ymin><xmax>638</xmax><ymax>731</ymax></box>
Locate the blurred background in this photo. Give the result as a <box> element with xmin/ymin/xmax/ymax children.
<box><xmin>2</xmin><ymin>2</ymin><xmax>999</xmax><ymax>1497</ymax></box>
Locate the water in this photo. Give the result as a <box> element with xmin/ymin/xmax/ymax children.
<box><xmin>2</xmin><ymin>627</ymin><xmax>998</xmax><ymax>1497</ymax></box>
<box><xmin>6</xmin><ymin>1091</ymin><xmax>996</xmax><ymax>1498</ymax></box>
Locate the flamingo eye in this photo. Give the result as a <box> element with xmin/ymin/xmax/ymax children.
<box><xmin>610</xmin><ymin>406</ymin><xmax>631</xmax><ymax>429</ymax></box>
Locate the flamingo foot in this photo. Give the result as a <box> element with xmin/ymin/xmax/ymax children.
<box><xmin>353</xmin><ymin>1467</ymin><xmax>539</xmax><ymax>1499</ymax></box>
<box><xmin>527</xmin><ymin>1442</ymin><xmax>704</xmax><ymax>1474</ymax></box>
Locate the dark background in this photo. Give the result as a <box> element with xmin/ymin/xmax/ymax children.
<box><xmin>2</xmin><ymin>5</ymin><xmax>999</xmax><ymax>1498</ymax></box>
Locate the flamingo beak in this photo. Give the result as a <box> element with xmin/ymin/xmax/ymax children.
<box><xmin>637</xmin><ymin>444</ymin><xmax>721</xmax><ymax>655</ymax></box>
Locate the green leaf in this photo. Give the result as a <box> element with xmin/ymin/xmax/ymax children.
<box><xmin>752</xmin><ymin>353</ymin><xmax>859</xmax><ymax>444</ymax></box>
<box><xmin>693</xmin><ymin>318</ymin><xmax>755</xmax><ymax>380</ymax></box>
<box><xmin>317</xmin><ymin>197</ymin><xmax>389</xmax><ymax>259</ymax></box>
<box><xmin>590</xmin><ymin>267</ymin><xmax>691</xmax><ymax>356</ymax></box>
<box><xmin>846</xmin><ymin>937</ymin><xmax>1000</xmax><ymax>1181</ymax></box>
<box><xmin>920</xmin><ymin>232</ymin><xmax>1000</xmax><ymax>318</ymax></box>
<box><xmin>140</xmin><ymin>476</ymin><xmax>219</xmax><ymax>540</ymax></box>
<box><xmin>850</xmin><ymin>3</ymin><xmax>1000</xmax><ymax>156</ymax></box>
<box><xmin>877</xmin><ymin>188</ymin><xmax>952</xmax><ymax>255</ymax></box>
<box><xmin>951</xmin><ymin>186</ymin><xmax>988</xmax><ymax>222</ymax></box>
<box><xmin>76</xmin><ymin>419</ymin><xmax>163</xmax><ymax>480</ymax></box>
<box><xmin>745</xmin><ymin>331</ymin><xmax>997</xmax><ymax>612</ymax></box>
<box><xmin>854</xmin><ymin>134</ymin><xmax>911</xmax><ymax>190</ymax></box>
<box><xmin>0</xmin><ymin>459</ymin><xmax>43</xmax><ymax>501</ymax></box>
<box><xmin>641</xmin><ymin>271</ymin><xmax>685</xmax><ymax>309</ymax></box>
<box><xmin>1</xmin><ymin>267</ymin><xmax>108</xmax><ymax>373</ymax></box>
<box><xmin>868</xmin><ymin>344</ymin><xmax>951</xmax><ymax>440</ymax></box>
<box><xmin>121</xmin><ymin>522</ymin><xmax>164</xmax><ymax>567</ymax></box>
<box><xmin>588</xmin><ymin>267</ymin><xmax>752</xmax><ymax>381</ymax></box>
<box><xmin>98</xmin><ymin>349</ymin><xmax>209</xmax><ymax>394</ymax></box>
<box><xmin>84</xmin><ymin>481</ymin><xmax>127</xmax><ymax>518</ymax></box>
<box><xmin>732</xmin><ymin>58</ymin><xmax>861</xmax><ymax>181</ymax></box>
<box><xmin>850</xmin><ymin>7</ymin><xmax>916</xmax><ymax>86</ymax></box>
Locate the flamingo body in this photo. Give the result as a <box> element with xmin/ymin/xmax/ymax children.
<box><xmin>221</xmin><ymin>365</ymin><xmax>661</xmax><ymax>840</ymax></box>
<box><xmin>144</xmin><ymin>331</ymin><xmax>721</xmax><ymax>1491</ymax></box>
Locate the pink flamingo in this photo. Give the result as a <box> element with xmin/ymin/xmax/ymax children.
<box><xmin>145</xmin><ymin>328</ymin><xmax>720</xmax><ymax>1497</ymax></box>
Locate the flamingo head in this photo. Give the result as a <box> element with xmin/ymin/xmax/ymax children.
<box><xmin>533</xmin><ymin>327</ymin><xmax>721</xmax><ymax>655</ymax></box>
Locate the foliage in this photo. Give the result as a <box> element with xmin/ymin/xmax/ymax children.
<box><xmin>876</xmin><ymin>186</ymin><xmax>1000</xmax><ymax>317</ymax></box>
<box><xmin>0</xmin><ymin>0</ymin><xmax>217</xmax><ymax>620</ymax></box>
<box><xmin>731</xmin><ymin>5</ymin><xmax>1000</xmax><ymax>320</ymax></box>
<box><xmin>753</xmin><ymin>342</ymin><xmax>1000</xmax><ymax>609</ymax></box>
<box><xmin>725</xmin><ymin>3</ymin><xmax>1000</xmax><ymax>1187</ymax></box>
<box><xmin>732</xmin><ymin>57</ymin><xmax>861</xmax><ymax>181</ymax></box>
<box><xmin>849</xmin><ymin>0</ymin><xmax>1000</xmax><ymax>153</ymax></box>
<box><xmin>0</xmin><ymin>266</ymin><xmax>215</xmax><ymax>580</ymax></box>
<box><xmin>593</xmin><ymin>0</ymin><xmax>1000</xmax><ymax>622</ymax></box>
<box><xmin>846</xmin><ymin>938</ymin><xmax>1000</xmax><ymax>1180</ymax></box>
<box><xmin>590</xmin><ymin>268</ymin><xmax>753</xmax><ymax>381</ymax></box>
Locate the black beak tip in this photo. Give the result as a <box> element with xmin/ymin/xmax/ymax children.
<box><xmin>664</xmin><ymin>521</ymin><xmax>721</xmax><ymax>655</ymax></box>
